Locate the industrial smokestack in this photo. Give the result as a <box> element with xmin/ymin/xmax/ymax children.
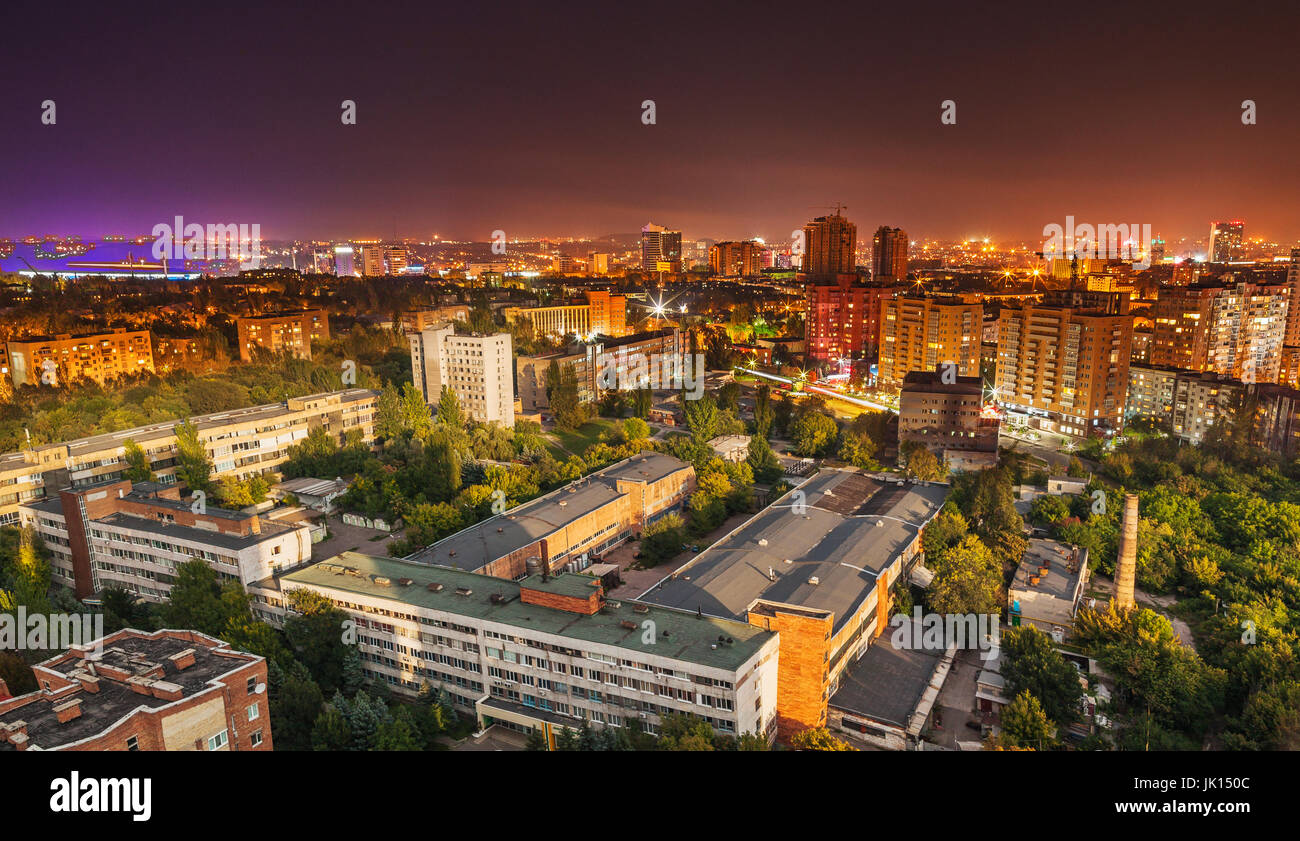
<box><xmin>1114</xmin><ymin>493</ymin><xmax>1138</xmax><ymax>609</ymax></box>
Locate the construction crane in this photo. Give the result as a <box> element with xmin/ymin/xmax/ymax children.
<box><xmin>808</xmin><ymin>203</ymin><xmax>849</xmax><ymax>216</ymax></box>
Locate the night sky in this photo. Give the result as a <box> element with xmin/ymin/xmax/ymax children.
<box><xmin>3</xmin><ymin>0</ymin><xmax>1299</xmax><ymax>245</ymax></box>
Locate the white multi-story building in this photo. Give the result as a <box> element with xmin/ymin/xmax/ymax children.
<box><xmin>279</xmin><ymin>551</ymin><xmax>780</xmax><ymax>745</ymax></box>
<box><xmin>21</xmin><ymin>479</ymin><xmax>311</xmax><ymax>602</ymax></box>
<box><xmin>410</xmin><ymin>323</ymin><xmax>514</xmax><ymax>427</ymax></box>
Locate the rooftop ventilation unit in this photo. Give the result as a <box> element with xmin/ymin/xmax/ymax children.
<box><xmin>808</xmin><ymin>576</ymin><xmax>820</xmax><ymax>585</ymax></box>
<box><xmin>427</xmin><ymin>582</ymin><xmax>444</xmax><ymax>592</ymax></box>
<box><xmin>455</xmin><ymin>586</ymin><xmax>473</xmax><ymax>596</ymax></box>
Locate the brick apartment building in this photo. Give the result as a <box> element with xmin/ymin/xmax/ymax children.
<box><xmin>7</xmin><ymin>328</ymin><xmax>155</xmax><ymax>387</ymax></box>
<box><xmin>996</xmin><ymin>303</ymin><xmax>1132</xmax><ymax>438</ymax></box>
<box><xmin>235</xmin><ymin>309</ymin><xmax>330</xmax><ymax>361</ymax></box>
<box><xmin>898</xmin><ymin>369</ymin><xmax>998</xmax><ymax>469</ymax></box>
<box><xmin>1151</xmin><ymin>280</ymin><xmax>1289</xmax><ymax>384</ymax></box>
<box><xmin>805</xmin><ymin>275</ymin><xmax>899</xmax><ymax>364</ymax></box>
<box><xmin>0</xmin><ymin>628</ymin><xmax>271</xmax><ymax>752</ymax></box>
<box><xmin>878</xmin><ymin>296</ymin><xmax>982</xmax><ymax>390</ymax></box>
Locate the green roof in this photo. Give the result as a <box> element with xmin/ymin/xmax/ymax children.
<box><xmin>282</xmin><ymin>552</ymin><xmax>773</xmax><ymax>673</ymax></box>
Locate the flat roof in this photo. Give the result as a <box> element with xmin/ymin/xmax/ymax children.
<box><xmin>638</xmin><ymin>470</ymin><xmax>948</xmax><ymax>633</ymax></box>
<box><xmin>283</xmin><ymin>552</ymin><xmax>772</xmax><ymax>672</ymax></box>
<box><xmin>1010</xmin><ymin>538</ymin><xmax>1084</xmax><ymax>602</ymax></box>
<box><xmin>95</xmin><ymin>512</ymin><xmax>295</xmax><ymax>551</ymax></box>
<box><xmin>829</xmin><ymin>627</ymin><xmax>946</xmax><ymax>727</ymax></box>
<box><xmin>0</xmin><ymin>630</ymin><xmax>258</xmax><ymax>750</ymax></box>
<box><xmin>408</xmin><ymin>453</ymin><xmax>691</xmax><ymax>571</ymax></box>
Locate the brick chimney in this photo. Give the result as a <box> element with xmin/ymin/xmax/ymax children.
<box><xmin>1114</xmin><ymin>493</ymin><xmax>1139</xmax><ymax>609</ymax></box>
<box><xmin>149</xmin><ymin>681</ymin><xmax>184</xmax><ymax>702</ymax></box>
<box><xmin>168</xmin><ymin>649</ymin><xmax>197</xmax><ymax>671</ymax></box>
<box><xmin>53</xmin><ymin>698</ymin><xmax>82</xmax><ymax>724</ymax></box>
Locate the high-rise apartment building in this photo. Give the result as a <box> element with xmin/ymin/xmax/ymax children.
<box><xmin>235</xmin><ymin>310</ymin><xmax>329</xmax><ymax>362</ymax></box>
<box><xmin>7</xmin><ymin>328</ymin><xmax>155</xmax><ymax>388</ymax></box>
<box><xmin>878</xmin><ymin>296</ymin><xmax>981</xmax><ymax>390</ymax></box>
<box><xmin>385</xmin><ymin>245</ymin><xmax>410</xmax><ymax>274</ymax></box>
<box><xmin>410</xmin><ymin>323</ymin><xmax>514</xmax><ymax>427</ymax></box>
<box><xmin>805</xmin><ymin>277</ymin><xmax>899</xmax><ymax>364</ymax></box>
<box><xmin>333</xmin><ymin>245</ymin><xmax>357</xmax><ymax>276</ymax></box>
<box><xmin>1209</xmin><ymin>220</ymin><xmax>1245</xmax><ymax>262</ymax></box>
<box><xmin>996</xmin><ymin>304</ymin><xmax>1132</xmax><ymax>438</ymax></box>
<box><xmin>801</xmin><ymin>213</ymin><xmax>856</xmax><ymax>277</ymax></box>
<box><xmin>1151</xmin><ymin>280</ymin><xmax>1289</xmax><ymax>383</ymax></box>
<box><xmin>640</xmin><ymin>223</ymin><xmax>682</xmax><ymax>273</ymax></box>
<box><xmin>1283</xmin><ymin>248</ymin><xmax>1300</xmax><ymax>348</ymax></box>
<box><xmin>871</xmin><ymin>226</ymin><xmax>909</xmax><ymax>281</ymax></box>
<box><xmin>587</xmin><ymin>252</ymin><xmax>611</xmax><ymax>275</ymax></box>
<box><xmin>709</xmin><ymin>241</ymin><xmax>763</xmax><ymax>277</ymax></box>
<box><xmin>361</xmin><ymin>244</ymin><xmax>387</xmax><ymax>276</ymax></box>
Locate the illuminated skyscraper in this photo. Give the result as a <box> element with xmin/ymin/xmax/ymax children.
<box><xmin>385</xmin><ymin>245</ymin><xmax>409</xmax><ymax>274</ymax></box>
<box><xmin>801</xmin><ymin>212</ymin><xmax>856</xmax><ymax>277</ymax></box>
<box><xmin>361</xmin><ymin>244</ymin><xmax>386</xmax><ymax>276</ymax></box>
<box><xmin>333</xmin><ymin>245</ymin><xmax>357</xmax><ymax>277</ymax></box>
<box><xmin>641</xmin><ymin>223</ymin><xmax>682</xmax><ymax>273</ymax></box>
<box><xmin>1209</xmin><ymin>220</ymin><xmax>1245</xmax><ymax>262</ymax></box>
<box><xmin>871</xmin><ymin>226</ymin><xmax>909</xmax><ymax>281</ymax></box>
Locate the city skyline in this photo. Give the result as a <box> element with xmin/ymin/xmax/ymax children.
<box><xmin>3</xmin><ymin>1</ymin><xmax>1299</xmax><ymax>244</ymax></box>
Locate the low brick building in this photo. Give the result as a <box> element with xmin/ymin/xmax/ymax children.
<box><xmin>408</xmin><ymin>453</ymin><xmax>694</xmax><ymax>578</ymax></box>
<box><xmin>0</xmin><ymin>628</ymin><xmax>271</xmax><ymax>752</ymax></box>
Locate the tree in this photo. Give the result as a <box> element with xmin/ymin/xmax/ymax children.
<box><xmin>1066</xmin><ymin>456</ymin><xmax>1088</xmax><ymax>478</ymax></box>
<box><xmin>792</xmin><ymin>411</ymin><xmax>838</xmax><ymax>457</ymax></box>
<box><xmin>271</xmin><ymin>664</ymin><xmax>325</xmax><ymax>751</ymax></box>
<box><xmin>311</xmin><ymin>704</ymin><xmax>352</xmax><ymax>751</ymax></box>
<box><xmin>639</xmin><ymin>513</ymin><xmax>685</xmax><ymax>565</ymax></box>
<box><xmin>549</xmin><ymin>362</ymin><xmax>587</xmax><ymax>432</ymax></box>
<box><xmin>927</xmin><ymin>534</ymin><xmax>1002</xmax><ymax>615</ymax></box>
<box><xmin>746</xmin><ymin>435</ymin><xmax>783</xmax><ymax>484</ymax></box>
<box><xmin>632</xmin><ymin>386</ymin><xmax>653</xmax><ymax>419</ymax></box>
<box><xmin>657</xmin><ymin>713</ymin><xmax>716</xmax><ymax>750</ymax></box>
<box><xmin>838</xmin><ymin>429</ymin><xmax>879</xmax><ymax>469</ymax></box>
<box><xmin>903</xmin><ymin>443</ymin><xmax>947</xmax><ymax>482</ymax></box>
<box><xmin>789</xmin><ymin>727</ymin><xmax>853</xmax><ymax>751</ymax></box>
<box><xmin>435</xmin><ymin>385</ymin><xmax>463</xmax><ymax>429</ymax></box>
<box><xmin>1000</xmin><ymin>627</ymin><xmax>1083</xmax><ymax>726</ymax></box>
<box><xmin>998</xmin><ymin>690</ymin><xmax>1056</xmax><ymax>749</ymax></box>
<box><xmin>122</xmin><ymin>439</ymin><xmax>155</xmax><ymax>482</ymax></box>
<box><xmin>622</xmin><ymin>417</ymin><xmax>650</xmax><ymax>443</ymax></box>
<box><xmin>174</xmin><ymin>419</ymin><xmax>213</xmax><ymax>494</ymax></box>
<box><xmin>374</xmin><ymin>707</ymin><xmax>424</xmax><ymax>750</ymax></box>
<box><xmin>753</xmin><ymin>385</ymin><xmax>774</xmax><ymax>439</ymax></box>
<box><xmin>683</xmin><ymin>393</ymin><xmax>719</xmax><ymax>443</ymax></box>
<box><xmin>163</xmin><ymin>560</ymin><xmax>235</xmax><ymax>635</ymax></box>
<box><xmin>284</xmin><ymin>589</ymin><xmax>355</xmax><ymax>696</ymax></box>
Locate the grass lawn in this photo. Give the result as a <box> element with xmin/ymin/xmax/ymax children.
<box><xmin>548</xmin><ymin>417</ymin><xmax>622</xmax><ymax>457</ymax></box>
